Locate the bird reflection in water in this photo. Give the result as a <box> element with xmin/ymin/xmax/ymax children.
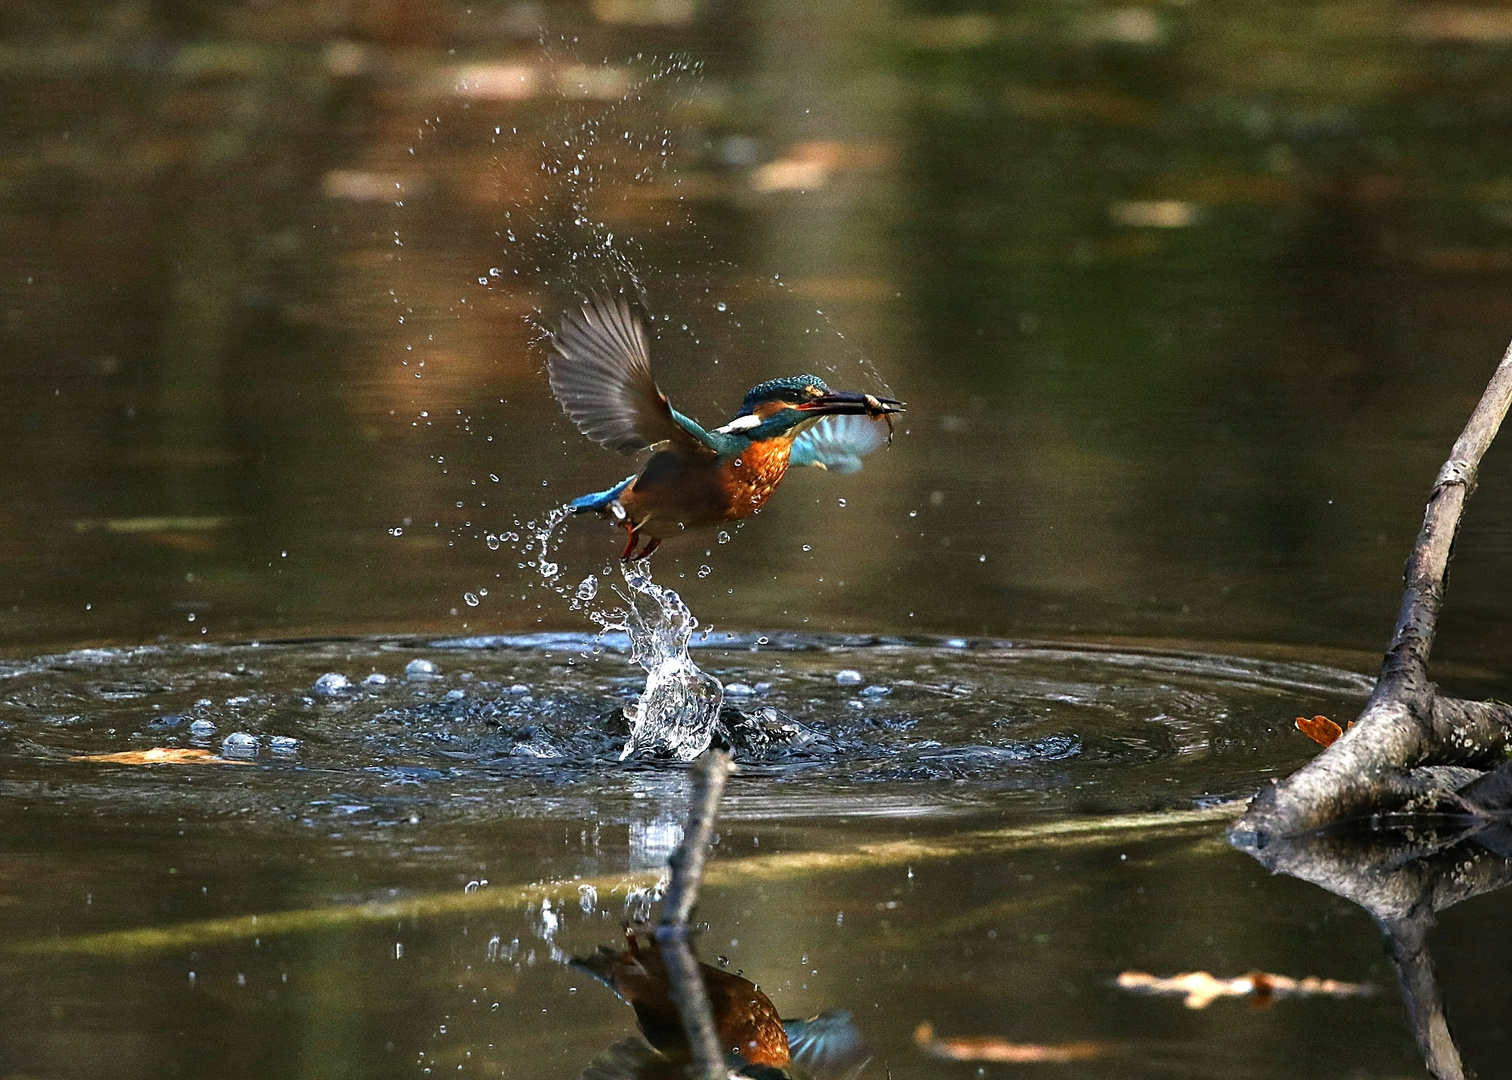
<box><xmin>573</xmin><ymin>928</ymin><xmax>870</xmax><ymax>1080</ymax></box>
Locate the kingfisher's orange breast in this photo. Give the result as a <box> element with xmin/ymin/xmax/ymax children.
<box><xmin>720</xmin><ymin>440</ymin><xmax>793</xmax><ymax>521</ymax></box>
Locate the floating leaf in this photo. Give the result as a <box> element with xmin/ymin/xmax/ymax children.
<box><xmin>1115</xmin><ymin>970</ymin><xmax>1373</xmax><ymax>1010</ymax></box>
<box><xmin>1296</xmin><ymin>715</ymin><xmax>1345</xmax><ymax>748</ymax></box>
<box><xmin>913</xmin><ymin>1023</ymin><xmax>1107</xmax><ymax>1063</ymax></box>
<box><xmin>68</xmin><ymin>748</ymin><xmax>251</xmax><ymax>766</ymax></box>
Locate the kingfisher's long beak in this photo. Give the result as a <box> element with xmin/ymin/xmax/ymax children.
<box><xmin>799</xmin><ymin>390</ymin><xmax>906</xmax><ymax>418</ymax></box>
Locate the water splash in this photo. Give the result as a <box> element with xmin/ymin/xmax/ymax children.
<box><xmin>504</xmin><ymin>506</ymin><xmax>723</xmax><ymax>760</ymax></box>
<box><xmin>592</xmin><ymin>560</ymin><xmax>724</xmax><ymax>761</ymax></box>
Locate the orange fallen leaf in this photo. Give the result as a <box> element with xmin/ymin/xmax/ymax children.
<box><xmin>913</xmin><ymin>1023</ymin><xmax>1108</xmax><ymax>1063</ymax></box>
<box><xmin>1296</xmin><ymin>715</ymin><xmax>1344</xmax><ymax>748</ymax></box>
<box><xmin>68</xmin><ymin>748</ymin><xmax>252</xmax><ymax>766</ymax></box>
<box><xmin>1116</xmin><ymin>970</ymin><xmax>1373</xmax><ymax>1010</ymax></box>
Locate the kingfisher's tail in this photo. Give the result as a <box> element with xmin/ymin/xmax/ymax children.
<box><xmin>570</xmin><ymin>474</ymin><xmax>636</xmax><ymax>514</ymax></box>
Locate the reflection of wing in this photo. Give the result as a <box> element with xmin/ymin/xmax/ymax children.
<box><xmin>784</xmin><ymin>1010</ymin><xmax>871</xmax><ymax>1080</ymax></box>
<box><xmin>581</xmin><ymin>1038</ymin><xmax>674</xmax><ymax>1080</ymax></box>
<box><xmin>790</xmin><ymin>416</ymin><xmax>891</xmax><ymax>474</ymax></box>
<box><xmin>549</xmin><ymin>295</ymin><xmax>708</xmax><ymax>456</ymax></box>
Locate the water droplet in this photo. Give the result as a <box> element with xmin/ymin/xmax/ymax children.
<box><xmin>698</xmin><ymin>565</ymin><xmax>711</xmax><ymax>578</ymax></box>
<box><xmin>717</xmin><ymin>531</ymin><xmax>731</xmax><ymax>544</ymax></box>
<box><xmin>837</xmin><ymin>497</ymin><xmax>847</xmax><ymax>507</ymax></box>
<box><xmin>716</xmin><ymin>301</ymin><xmax>727</xmax><ymax>311</ymax></box>
<box><xmin>801</xmin><ymin>544</ymin><xmax>811</xmax><ymax>552</ymax></box>
<box><xmin>389</xmin><ymin>527</ymin><xmax>403</xmax><ymax>536</ymax></box>
<box><xmin>909</xmin><ymin>510</ymin><xmax>918</xmax><ymax>518</ymax></box>
<box><xmin>578</xmin><ymin>884</ymin><xmax>598</xmax><ymax>913</ymax></box>
<box><xmin>464</xmin><ymin>592</ymin><xmax>480</xmax><ymax>607</ymax></box>
<box><xmin>757</xmin><ymin>636</ymin><xmax>770</xmax><ymax>645</ymax></box>
<box><xmin>576</xmin><ymin>576</ymin><xmax>598</xmax><ymax>601</ymax></box>
<box><xmin>186</xmin><ymin>613</ymin><xmax>196</xmax><ymax>622</ymax></box>
<box><xmin>486</xmin><ymin>534</ymin><xmax>501</xmax><ymax>550</ymax></box>
<box><xmin>489</xmin><ymin>267</ymin><xmax>501</xmax><ymax>276</ymax></box>
<box><xmin>478</xmin><ymin>277</ymin><xmax>488</xmax><ymax>285</ymax></box>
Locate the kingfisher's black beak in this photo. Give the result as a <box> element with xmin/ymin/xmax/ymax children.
<box><xmin>799</xmin><ymin>390</ymin><xmax>906</xmax><ymax>418</ymax></box>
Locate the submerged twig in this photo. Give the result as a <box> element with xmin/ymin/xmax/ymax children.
<box><xmin>654</xmin><ymin>748</ymin><xmax>734</xmax><ymax>1080</ymax></box>
<box><xmin>1234</xmin><ymin>338</ymin><xmax>1512</xmax><ymax>842</ymax></box>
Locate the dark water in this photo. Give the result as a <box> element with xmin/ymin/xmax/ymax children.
<box><xmin>7</xmin><ymin>2</ymin><xmax>1512</xmax><ymax>1078</ymax></box>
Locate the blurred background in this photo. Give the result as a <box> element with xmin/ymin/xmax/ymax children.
<box><xmin>8</xmin><ymin>0</ymin><xmax>1512</xmax><ymax>669</ymax></box>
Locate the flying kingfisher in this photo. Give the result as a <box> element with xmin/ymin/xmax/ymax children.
<box><xmin>547</xmin><ymin>294</ymin><xmax>905</xmax><ymax>560</ymax></box>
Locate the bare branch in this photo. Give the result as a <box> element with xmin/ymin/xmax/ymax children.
<box><xmin>1234</xmin><ymin>340</ymin><xmax>1512</xmax><ymax>843</ymax></box>
<box><xmin>654</xmin><ymin>748</ymin><xmax>734</xmax><ymax>1080</ymax></box>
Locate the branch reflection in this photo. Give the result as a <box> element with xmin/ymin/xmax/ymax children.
<box><xmin>1233</xmin><ymin>797</ymin><xmax>1512</xmax><ymax>1080</ymax></box>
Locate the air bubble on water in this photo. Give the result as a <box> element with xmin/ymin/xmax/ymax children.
<box><xmin>405</xmin><ymin>658</ymin><xmax>440</xmax><ymax>680</ymax></box>
<box><xmin>363</xmin><ymin>672</ymin><xmax>389</xmax><ymax>686</ymax></box>
<box><xmin>313</xmin><ymin>672</ymin><xmax>352</xmax><ymax>696</ymax></box>
<box><xmin>270</xmin><ymin>735</ymin><xmax>300</xmax><ymax>754</ymax></box>
<box><xmin>221</xmin><ymin>732</ymin><xmax>258</xmax><ymax>758</ymax></box>
<box><xmin>725</xmin><ymin>683</ymin><xmax>755</xmax><ymax>697</ymax></box>
<box><xmin>836</xmin><ymin>669</ymin><xmax>864</xmax><ymax>685</ymax></box>
<box><xmin>189</xmin><ymin>719</ymin><xmax>216</xmax><ymax>737</ymax></box>
<box><xmin>464</xmin><ymin>592</ymin><xmax>480</xmax><ymax>607</ymax></box>
<box><xmin>717</xmin><ymin>531</ymin><xmax>731</xmax><ymax>544</ymax></box>
<box><xmin>697</xmin><ymin>565</ymin><xmax>711</xmax><ymax>578</ymax></box>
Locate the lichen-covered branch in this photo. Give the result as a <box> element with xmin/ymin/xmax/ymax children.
<box><xmin>654</xmin><ymin>748</ymin><xmax>734</xmax><ymax>1080</ymax></box>
<box><xmin>1233</xmin><ymin>339</ymin><xmax>1512</xmax><ymax>843</ymax></box>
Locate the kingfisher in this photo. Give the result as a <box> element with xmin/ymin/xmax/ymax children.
<box><xmin>573</xmin><ymin>929</ymin><xmax>868</xmax><ymax>1080</ymax></box>
<box><xmin>547</xmin><ymin>293</ymin><xmax>904</xmax><ymax>560</ymax></box>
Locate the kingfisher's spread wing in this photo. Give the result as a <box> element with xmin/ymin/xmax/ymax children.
<box><xmin>790</xmin><ymin>415</ymin><xmax>892</xmax><ymax>474</ymax></box>
<box><xmin>549</xmin><ymin>295</ymin><xmax>711</xmax><ymax>456</ymax></box>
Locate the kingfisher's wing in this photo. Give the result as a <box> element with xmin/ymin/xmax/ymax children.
<box><xmin>549</xmin><ymin>295</ymin><xmax>712</xmax><ymax>456</ymax></box>
<box><xmin>790</xmin><ymin>415</ymin><xmax>892</xmax><ymax>474</ymax></box>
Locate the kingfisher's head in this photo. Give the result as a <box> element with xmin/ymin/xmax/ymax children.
<box><xmin>719</xmin><ymin>375</ymin><xmax>904</xmax><ymax>440</ymax></box>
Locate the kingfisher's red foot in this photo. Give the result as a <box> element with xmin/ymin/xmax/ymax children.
<box><xmin>620</xmin><ymin>524</ymin><xmax>640</xmax><ymax>561</ymax></box>
<box><xmin>633</xmin><ymin>537</ymin><xmax>661</xmax><ymax>560</ymax></box>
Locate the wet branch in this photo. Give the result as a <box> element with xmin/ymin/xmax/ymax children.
<box><xmin>655</xmin><ymin>748</ymin><xmax>734</xmax><ymax>1080</ymax></box>
<box><xmin>1234</xmin><ymin>338</ymin><xmax>1512</xmax><ymax>842</ymax></box>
